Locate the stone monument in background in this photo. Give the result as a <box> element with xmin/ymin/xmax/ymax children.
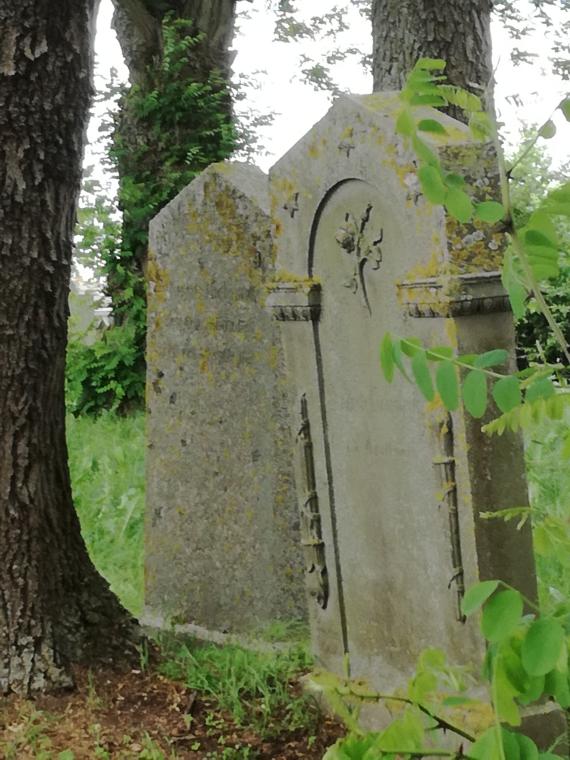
<box><xmin>144</xmin><ymin>163</ymin><xmax>307</xmax><ymax>638</ymax></box>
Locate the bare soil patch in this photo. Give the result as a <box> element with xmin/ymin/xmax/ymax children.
<box><xmin>0</xmin><ymin>663</ymin><xmax>344</xmax><ymax>758</ymax></box>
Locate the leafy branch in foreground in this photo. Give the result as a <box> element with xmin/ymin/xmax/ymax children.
<box><xmin>321</xmin><ymin>59</ymin><xmax>570</xmax><ymax>760</ymax></box>
<box><xmin>319</xmin><ymin>581</ymin><xmax>569</xmax><ymax>759</ymax></box>
<box><xmin>380</xmin><ymin>334</ymin><xmax>569</xmax><ymax>438</ymax></box>
<box><xmin>381</xmin><ymin>59</ymin><xmax>570</xmax><ymax>443</ymax></box>
<box><xmin>395</xmin><ymin>58</ymin><xmax>570</xmax><ymax>366</ymax></box>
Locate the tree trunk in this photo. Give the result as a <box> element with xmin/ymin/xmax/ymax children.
<box><xmin>0</xmin><ymin>0</ymin><xmax>136</xmax><ymax>695</ymax></box>
<box><xmin>372</xmin><ymin>0</ymin><xmax>493</xmax><ymax>104</ymax></box>
<box><xmin>79</xmin><ymin>0</ymin><xmax>237</xmax><ymax>414</ymax></box>
<box><xmin>112</xmin><ymin>0</ymin><xmax>236</xmax><ymax>85</ymax></box>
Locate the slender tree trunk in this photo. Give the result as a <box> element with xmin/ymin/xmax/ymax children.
<box><xmin>110</xmin><ymin>0</ymin><xmax>236</xmax><ymax>290</ymax></box>
<box><xmin>0</xmin><ymin>0</ymin><xmax>136</xmax><ymax>695</ymax></box>
<box><xmin>372</xmin><ymin>0</ymin><xmax>493</xmax><ymax>104</ymax></box>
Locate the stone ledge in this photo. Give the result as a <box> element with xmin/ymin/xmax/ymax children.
<box><xmin>398</xmin><ymin>271</ymin><xmax>511</xmax><ymax>318</ymax></box>
<box><xmin>265</xmin><ymin>281</ymin><xmax>322</xmax><ymax>322</ymax></box>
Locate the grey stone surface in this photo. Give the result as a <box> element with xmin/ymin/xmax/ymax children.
<box><xmin>269</xmin><ymin>93</ymin><xmax>538</xmax><ymax>693</ymax></box>
<box><xmin>145</xmin><ymin>162</ymin><xmax>307</xmax><ymax>634</ymax></box>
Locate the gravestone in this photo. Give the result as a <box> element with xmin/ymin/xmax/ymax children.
<box><xmin>269</xmin><ymin>93</ymin><xmax>539</xmax><ymax>698</ymax></box>
<box><xmin>144</xmin><ymin>162</ymin><xmax>307</xmax><ymax>637</ymax></box>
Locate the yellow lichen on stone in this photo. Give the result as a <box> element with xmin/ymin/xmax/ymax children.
<box><xmin>205</xmin><ymin>314</ymin><xmax>218</xmax><ymax>337</ymax></box>
<box><xmin>307</xmin><ymin>140</ymin><xmax>320</xmax><ymax>159</ymax></box>
<box><xmin>267</xmin><ymin>270</ymin><xmax>321</xmax><ymax>291</ymax></box>
<box><xmin>146</xmin><ymin>250</ymin><xmax>170</xmax><ymax>307</ymax></box>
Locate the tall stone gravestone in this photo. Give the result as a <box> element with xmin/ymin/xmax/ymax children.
<box><xmin>145</xmin><ymin>163</ymin><xmax>307</xmax><ymax>637</ymax></box>
<box><xmin>269</xmin><ymin>93</ymin><xmax>539</xmax><ymax>693</ymax></box>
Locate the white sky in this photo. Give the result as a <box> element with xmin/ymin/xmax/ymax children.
<box><xmin>88</xmin><ymin>0</ymin><xmax>568</xmax><ymax>181</ymax></box>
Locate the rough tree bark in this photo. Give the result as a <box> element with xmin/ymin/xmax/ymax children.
<box><xmin>372</xmin><ymin>0</ymin><xmax>493</xmax><ymax>103</ymax></box>
<box><xmin>0</xmin><ymin>0</ymin><xmax>136</xmax><ymax>695</ymax></box>
<box><xmin>109</xmin><ymin>0</ymin><xmax>237</xmax><ymax>292</ymax></box>
<box><xmin>112</xmin><ymin>0</ymin><xmax>236</xmax><ymax>85</ymax></box>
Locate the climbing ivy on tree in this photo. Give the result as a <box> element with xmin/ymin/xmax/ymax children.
<box><xmin>70</xmin><ymin>14</ymin><xmax>236</xmax><ymax>415</ymax></box>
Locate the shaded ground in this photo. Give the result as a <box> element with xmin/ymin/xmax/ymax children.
<box><xmin>0</xmin><ymin>663</ymin><xmax>344</xmax><ymax>759</ymax></box>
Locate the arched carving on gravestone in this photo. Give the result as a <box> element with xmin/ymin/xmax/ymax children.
<box><xmin>308</xmin><ymin>180</ymin><xmax>384</xmax><ymax>315</ymax></box>
<box><xmin>297</xmin><ymin>394</ymin><xmax>329</xmax><ymax>609</ymax></box>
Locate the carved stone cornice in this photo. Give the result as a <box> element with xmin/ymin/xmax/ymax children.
<box><xmin>265</xmin><ymin>281</ymin><xmax>322</xmax><ymax>322</ymax></box>
<box><xmin>398</xmin><ymin>271</ymin><xmax>511</xmax><ymax>318</ymax></box>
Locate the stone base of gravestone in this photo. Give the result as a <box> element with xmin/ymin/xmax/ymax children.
<box><xmin>144</xmin><ymin>162</ymin><xmax>307</xmax><ymax>636</ymax></box>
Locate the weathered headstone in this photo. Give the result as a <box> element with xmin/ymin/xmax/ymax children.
<box><xmin>269</xmin><ymin>93</ymin><xmax>539</xmax><ymax>697</ymax></box>
<box><xmin>144</xmin><ymin>163</ymin><xmax>307</xmax><ymax>637</ymax></box>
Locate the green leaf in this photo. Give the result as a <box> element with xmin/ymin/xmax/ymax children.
<box><xmin>463</xmin><ymin>369</ymin><xmax>488</xmax><ymax>418</ymax></box>
<box><xmin>417</xmin><ymin>118</ymin><xmax>447</xmax><ymax>135</ymax></box>
<box><xmin>546</xmin><ymin>181</ymin><xmax>570</xmax><ymax>203</ymax></box>
<box><xmin>419</xmin><ymin>647</ymin><xmax>446</xmax><ymax>669</ymax></box>
<box><xmin>380</xmin><ymin>333</ymin><xmax>395</xmax><ymax>382</ymax></box>
<box><xmin>469</xmin><ymin>110</ymin><xmax>493</xmax><ymax>140</ymax></box>
<box><xmin>522</xmin><ymin>618</ymin><xmax>565</xmax><ymax>676</ymax></box>
<box><xmin>560</xmin><ymin>97</ymin><xmax>570</xmax><ymax>121</ymax></box>
<box><xmin>444</xmin><ymin>172</ymin><xmax>465</xmax><ymax>188</ymax></box>
<box><xmin>500</xmin><ymin>639</ymin><xmax>529</xmax><ymax>693</ymax></box>
<box><xmin>495</xmin><ymin>669</ymin><xmax>521</xmax><ymax>725</ymax></box>
<box><xmin>518</xmin><ymin>673</ymin><xmax>545</xmax><ymax>705</ymax></box>
<box><xmin>526</xmin><ymin>378</ymin><xmax>555</xmax><ymax>403</ymax></box>
<box><xmin>502</xmin><ymin>250</ymin><xmax>527</xmax><ymax>319</ymax></box>
<box><xmin>475</xmin><ymin>201</ymin><xmax>505</xmax><ymax>223</ymax></box>
<box><xmin>445</xmin><ymin>187</ymin><xmax>474</xmax><ymax>223</ymax></box>
<box><xmin>410</xmin><ymin>93</ymin><xmax>447</xmax><ymax>107</ymax></box>
<box><xmin>392</xmin><ymin>339</ymin><xmax>410</xmax><ymax>380</ymax></box>
<box><xmin>524</xmin><ymin>229</ymin><xmax>558</xmax><ymax>249</ymax></box>
<box><xmin>482</xmin><ymin>590</ymin><xmax>523</xmax><ymax>642</ymax></box>
<box><xmin>436</xmin><ymin>361</ymin><xmax>459</xmax><ymax>411</ymax></box>
<box><xmin>411</xmin><ymin>351</ymin><xmax>435</xmax><ymax>401</ymax></box>
<box><xmin>415</xmin><ymin>57</ymin><xmax>446</xmax><ymax>70</ymax></box>
<box><xmin>501</xmin><ymin>728</ymin><xmax>522</xmax><ymax>758</ymax></box>
<box><xmin>461</xmin><ymin>580</ymin><xmax>499</xmax><ymax>616</ymax></box>
<box><xmin>419</xmin><ymin>165</ymin><xmax>447</xmax><ymax>204</ymax></box>
<box><xmin>493</xmin><ymin>376</ymin><xmax>522</xmax><ymax>413</ymax></box>
<box><xmin>412</xmin><ymin>135</ymin><xmax>440</xmax><ymax>166</ymax></box>
<box><xmin>396</xmin><ymin>108</ymin><xmax>415</xmax><ymax>137</ymax></box>
<box><xmin>474</xmin><ymin>349</ymin><xmax>508</xmax><ymax>368</ymax></box>
<box><xmin>470</xmin><ymin>726</ymin><xmax>503</xmax><ymax>760</ymax></box>
<box><xmin>426</xmin><ymin>346</ymin><xmax>454</xmax><ymax>361</ymax></box>
<box><xmin>544</xmin><ymin>668</ymin><xmax>570</xmax><ymax>708</ymax></box>
<box><xmin>401</xmin><ymin>337</ymin><xmax>422</xmax><ymax>357</ymax></box>
<box><xmin>539</xmin><ymin>120</ymin><xmax>557</xmax><ymax>139</ymax></box>
<box><xmin>438</xmin><ymin>84</ymin><xmax>482</xmax><ymax>113</ymax></box>
<box><xmin>514</xmin><ymin>733</ymin><xmax>539</xmax><ymax>760</ymax></box>
<box><xmin>527</xmin><ymin>244</ymin><xmax>559</xmax><ymax>279</ymax></box>
<box><xmin>528</xmin><ymin>210</ymin><xmax>559</xmax><ymax>246</ymax></box>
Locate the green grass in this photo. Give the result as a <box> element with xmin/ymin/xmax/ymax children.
<box><xmin>67</xmin><ymin>411</ymin><xmax>145</xmax><ymax>616</ymax></box>
<box><xmin>159</xmin><ymin>639</ymin><xmax>319</xmax><ymax>739</ymax></box>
